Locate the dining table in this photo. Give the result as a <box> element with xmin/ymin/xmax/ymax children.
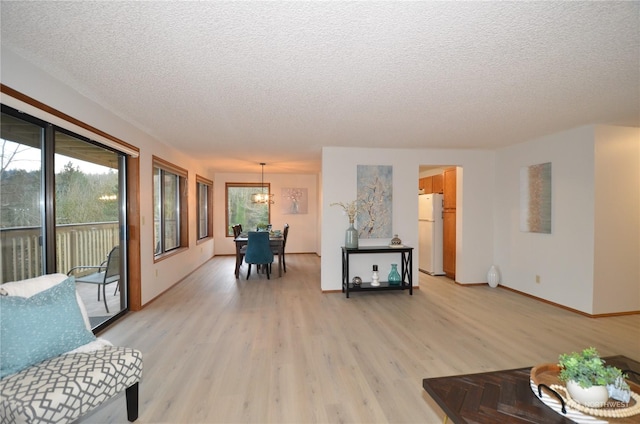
<box><xmin>233</xmin><ymin>232</ymin><xmax>285</xmax><ymax>278</ymax></box>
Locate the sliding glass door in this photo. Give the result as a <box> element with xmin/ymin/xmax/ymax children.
<box><xmin>1</xmin><ymin>105</ymin><xmax>128</xmax><ymax>329</ymax></box>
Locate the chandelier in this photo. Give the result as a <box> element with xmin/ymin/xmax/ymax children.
<box><xmin>251</xmin><ymin>162</ymin><xmax>275</xmax><ymax>204</ymax></box>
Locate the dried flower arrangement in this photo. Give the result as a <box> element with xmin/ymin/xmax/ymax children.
<box><xmin>330</xmin><ymin>200</ymin><xmax>358</xmax><ymax>223</ymax></box>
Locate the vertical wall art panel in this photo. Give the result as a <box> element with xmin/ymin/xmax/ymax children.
<box><xmin>281</xmin><ymin>188</ymin><xmax>308</xmax><ymax>214</ymax></box>
<box><xmin>357</xmin><ymin>165</ymin><xmax>392</xmax><ymax>238</ymax></box>
<box><xmin>520</xmin><ymin>162</ymin><xmax>552</xmax><ymax>233</ymax></box>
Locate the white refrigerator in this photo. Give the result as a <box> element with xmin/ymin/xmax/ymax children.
<box><xmin>419</xmin><ymin>193</ymin><xmax>444</xmax><ymax>275</ymax></box>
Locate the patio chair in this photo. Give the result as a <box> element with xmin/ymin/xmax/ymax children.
<box><xmin>67</xmin><ymin>245</ymin><xmax>120</xmax><ymax>313</ymax></box>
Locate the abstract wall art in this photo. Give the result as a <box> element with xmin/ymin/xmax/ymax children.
<box><xmin>520</xmin><ymin>162</ymin><xmax>552</xmax><ymax>233</ymax></box>
<box><xmin>356</xmin><ymin>165</ymin><xmax>392</xmax><ymax>238</ymax></box>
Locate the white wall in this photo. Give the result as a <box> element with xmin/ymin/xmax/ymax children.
<box><xmin>213</xmin><ymin>172</ymin><xmax>318</xmax><ymax>256</ymax></box>
<box><xmin>321</xmin><ymin>147</ymin><xmax>494</xmax><ymax>292</ymax></box>
<box><xmin>593</xmin><ymin>126</ymin><xmax>640</xmax><ymax>314</ymax></box>
<box><xmin>2</xmin><ymin>48</ymin><xmax>216</xmax><ymax>306</ymax></box>
<box><xmin>494</xmin><ymin>126</ymin><xmax>596</xmax><ymax>313</ymax></box>
<box><xmin>494</xmin><ymin>125</ymin><xmax>640</xmax><ymax>315</ymax></box>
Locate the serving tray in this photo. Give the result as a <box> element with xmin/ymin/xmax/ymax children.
<box><xmin>530</xmin><ymin>363</ymin><xmax>640</xmax><ymax>423</ymax></box>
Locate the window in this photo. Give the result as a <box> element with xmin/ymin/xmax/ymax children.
<box><xmin>225</xmin><ymin>183</ymin><xmax>270</xmax><ymax>236</ymax></box>
<box><xmin>153</xmin><ymin>156</ymin><xmax>188</xmax><ymax>257</ymax></box>
<box><xmin>196</xmin><ymin>175</ymin><xmax>213</xmax><ymax>241</ymax></box>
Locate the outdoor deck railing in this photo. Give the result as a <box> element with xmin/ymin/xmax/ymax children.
<box><xmin>0</xmin><ymin>222</ymin><xmax>119</xmax><ymax>284</ymax></box>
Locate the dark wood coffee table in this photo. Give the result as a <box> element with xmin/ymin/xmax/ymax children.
<box><xmin>422</xmin><ymin>355</ymin><xmax>640</xmax><ymax>424</ymax></box>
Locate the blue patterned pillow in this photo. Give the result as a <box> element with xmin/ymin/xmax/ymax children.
<box><xmin>0</xmin><ymin>276</ymin><xmax>96</xmax><ymax>379</ymax></box>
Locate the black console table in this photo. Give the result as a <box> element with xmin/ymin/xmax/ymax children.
<box><xmin>341</xmin><ymin>246</ymin><xmax>413</xmax><ymax>298</ymax></box>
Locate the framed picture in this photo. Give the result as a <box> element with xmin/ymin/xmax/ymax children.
<box><xmin>281</xmin><ymin>188</ymin><xmax>308</xmax><ymax>214</ymax></box>
<box><xmin>520</xmin><ymin>162</ymin><xmax>552</xmax><ymax>233</ymax></box>
<box><xmin>357</xmin><ymin>165</ymin><xmax>392</xmax><ymax>238</ymax></box>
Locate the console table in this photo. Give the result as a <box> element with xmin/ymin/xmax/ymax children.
<box><xmin>341</xmin><ymin>246</ymin><xmax>413</xmax><ymax>298</ymax></box>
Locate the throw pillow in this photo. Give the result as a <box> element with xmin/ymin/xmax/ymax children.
<box><xmin>0</xmin><ymin>273</ymin><xmax>92</xmax><ymax>330</ymax></box>
<box><xmin>0</xmin><ymin>276</ymin><xmax>96</xmax><ymax>379</ymax></box>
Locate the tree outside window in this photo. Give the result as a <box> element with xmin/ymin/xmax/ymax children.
<box><xmin>226</xmin><ymin>183</ymin><xmax>270</xmax><ymax>236</ymax></box>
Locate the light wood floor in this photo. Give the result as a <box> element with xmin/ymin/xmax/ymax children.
<box><xmin>79</xmin><ymin>253</ymin><xmax>640</xmax><ymax>424</ymax></box>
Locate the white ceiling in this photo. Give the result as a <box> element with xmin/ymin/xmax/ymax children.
<box><xmin>2</xmin><ymin>1</ymin><xmax>639</xmax><ymax>173</ymax></box>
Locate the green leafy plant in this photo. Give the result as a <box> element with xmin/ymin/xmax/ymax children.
<box><xmin>558</xmin><ymin>347</ymin><xmax>628</xmax><ymax>389</ymax></box>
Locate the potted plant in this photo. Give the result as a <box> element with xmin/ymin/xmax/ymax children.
<box><xmin>558</xmin><ymin>347</ymin><xmax>629</xmax><ymax>407</ymax></box>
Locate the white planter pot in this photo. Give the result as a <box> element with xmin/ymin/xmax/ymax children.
<box><xmin>566</xmin><ymin>380</ymin><xmax>609</xmax><ymax>408</ymax></box>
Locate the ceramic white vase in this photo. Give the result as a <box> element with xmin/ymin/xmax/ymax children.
<box><xmin>487</xmin><ymin>265</ymin><xmax>500</xmax><ymax>288</ymax></box>
<box><xmin>566</xmin><ymin>380</ymin><xmax>609</xmax><ymax>408</ymax></box>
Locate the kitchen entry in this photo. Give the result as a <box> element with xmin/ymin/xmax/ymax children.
<box><xmin>418</xmin><ymin>166</ymin><xmax>458</xmax><ymax>280</ymax></box>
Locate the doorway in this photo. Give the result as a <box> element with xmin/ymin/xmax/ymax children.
<box><xmin>418</xmin><ymin>165</ymin><xmax>459</xmax><ymax>280</ymax></box>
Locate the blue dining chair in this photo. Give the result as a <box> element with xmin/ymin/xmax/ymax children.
<box><xmin>245</xmin><ymin>231</ymin><xmax>274</xmax><ymax>279</ymax></box>
<box><xmin>271</xmin><ymin>223</ymin><xmax>289</xmax><ymax>273</ymax></box>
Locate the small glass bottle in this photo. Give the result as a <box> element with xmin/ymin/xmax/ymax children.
<box><xmin>371</xmin><ymin>265</ymin><xmax>380</xmax><ymax>286</ymax></box>
<box><xmin>388</xmin><ymin>264</ymin><xmax>401</xmax><ymax>285</ymax></box>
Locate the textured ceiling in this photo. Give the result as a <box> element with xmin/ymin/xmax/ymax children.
<box><xmin>1</xmin><ymin>1</ymin><xmax>639</xmax><ymax>173</ymax></box>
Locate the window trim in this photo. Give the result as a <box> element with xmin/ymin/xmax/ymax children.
<box><xmin>196</xmin><ymin>175</ymin><xmax>213</xmax><ymax>243</ymax></box>
<box><xmin>153</xmin><ymin>156</ymin><xmax>188</xmax><ymax>261</ymax></box>
<box><xmin>1</xmin><ymin>84</ymin><xmax>139</xmax><ymax>157</ymax></box>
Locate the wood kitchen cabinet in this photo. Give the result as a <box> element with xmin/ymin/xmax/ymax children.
<box><xmin>432</xmin><ymin>173</ymin><xmax>443</xmax><ymax>193</ymax></box>
<box><xmin>419</xmin><ymin>176</ymin><xmax>433</xmax><ymax>194</ymax></box>
<box><xmin>443</xmin><ymin>168</ymin><xmax>456</xmax><ymax>209</ymax></box>
<box><xmin>443</xmin><ymin>210</ymin><xmax>456</xmax><ymax>279</ymax></box>
<box><xmin>443</xmin><ymin>167</ymin><xmax>457</xmax><ymax>279</ymax></box>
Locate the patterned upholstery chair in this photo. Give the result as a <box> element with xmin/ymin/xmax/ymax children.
<box><xmin>0</xmin><ymin>274</ymin><xmax>143</xmax><ymax>423</ymax></box>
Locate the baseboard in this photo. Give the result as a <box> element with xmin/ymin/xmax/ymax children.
<box><xmin>496</xmin><ymin>285</ymin><xmax>640</xmax><ymax>318</ymax></box>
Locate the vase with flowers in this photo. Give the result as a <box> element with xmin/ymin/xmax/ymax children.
<box><xmin>330</xmin><ymin>200</ymin><xmax>359</xmax><ymax>248</ymax></box>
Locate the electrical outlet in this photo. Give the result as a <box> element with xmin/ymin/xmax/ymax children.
<box><xmin>535</xmin><ymin>275</ymin><xmax>541</xmax><ymax>284</ymax></box>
